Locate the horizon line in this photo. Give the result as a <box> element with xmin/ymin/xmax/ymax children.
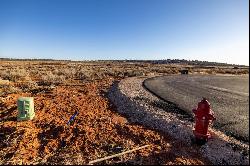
<box><xmin>0</xmin><ymin>57</ymin><xmax>248</xmax><ymax>67</ymax></box>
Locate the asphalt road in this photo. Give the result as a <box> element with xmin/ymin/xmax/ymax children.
<box><xmin>143</xmin><ymin>75</ymin><xmax>249</xmax><ymax>142</ymax></box>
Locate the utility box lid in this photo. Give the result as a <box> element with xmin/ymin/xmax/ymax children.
<box><xmin>18</xmin><ymin>97</ymin><xmax>33</xmax><ymax>102</ymax></box>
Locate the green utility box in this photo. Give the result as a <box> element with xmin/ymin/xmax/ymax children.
<box><xmin>17</xmin><ymin>97</ymin><xmax>35</xmax><ymax>121</ymax></box>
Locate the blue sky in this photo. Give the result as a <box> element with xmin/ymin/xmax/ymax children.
<box><xmin>0</xmin><ymin>0</ymin><xmax>249</xmax><ymax>65</ymax></box>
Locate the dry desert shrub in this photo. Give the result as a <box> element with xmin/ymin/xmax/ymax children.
<box><xmin>124</xmin><ymin>70</ymin><xmax>144</xmax><ymax>77</ymax></box>
<box><xmin>103</xmin><ymin>69</ymin><xmax>116</xmax><ymax>77</ymax></box>
<box><xmin>75</xmin><ymin>68</ymin><xmax>92</xmax><ymax>80</ymax></box>
<box><xmin>233</xmin><ymin>68</ymin><xmax>249</xmax><ymax>74</ymax></box>
<box><xmin>0</xmin><ymin>75</ymin><xmax>22</xmax><ymax>96</ymax></box>
<box><xmin>18</xmin><ymin>79</ymin><xmax>39</xmax><ymax>92</ymax></box>
<box><xmin>149</xmin><ymin>66</ymin><xmax>179</xmax><ymax>74</ymax></box>
<box><xmin>225</xmin><ymin>69</ymin><xmax>237</xmax><ymax>74</ymax></box>
<box><xmin>41</xmin><ymin>71</ymin><xmax>66</xmax><ymax>85</ymax></box>
<box><xmin>0</xmin><ymin>84</ymin><xmax>22</xmax><ymax>96</ymax></box>
<box><xmin>212</xmin><ymin>68</ymin><xmax>249</xmax><ymax>75</ymax></box>
<box><xmin>239</xmin><ymin>69</ymin><xmax>249</xmax><ymax>74</ymax></box>
<box><xmin>0</xmin><ymin>78</ymin><xmax>10</xmax><ymax>85</ymax></box>
<box><xmin>151</xmin><ymin>67</ymin><xmax>168</xmax><ymax>73</ymax></box>
<box><xmin>58</xmin><ymin>68</ymin><xmax>77</xmax><ymax>79</ymax></box>
<box><xmin>29</xmin><ymin>68</ymin><xmax>41</xmax><ymax>76</ymax></box>
<box><xmin>0</xmin><ymin>68</ymin><xmax>29</xmax><ymax>82</ymax></box>
<box><xmin>206</xmin><ymin>69</ymin><xmax>216</xmax><ymax>74</ymax></box>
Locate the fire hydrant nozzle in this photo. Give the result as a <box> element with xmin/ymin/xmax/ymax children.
<box><xmin>193</xmin><ymin>98</ymin><xmax>215</xmax><ymax>142</ymax></box>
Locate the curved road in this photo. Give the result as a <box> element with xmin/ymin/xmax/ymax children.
<box><xmin>143</xmin><ymin>75</ymin><xmax>249</xmax><ymax>142</ymax></box>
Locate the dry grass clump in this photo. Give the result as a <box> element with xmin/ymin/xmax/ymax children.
<box><xmin>211</xmin><ymin>68</ymin><xmax>249</xmax><ymax>75</ymax></box>
<box><xmin>123</xmin><ymin>70</ymin><xmax>144</xmax><ymax>77</ymax></box>
<box><xmin>75</xmin><ymin>68</ymin><xmax>92</xmax><ymax>80</ymax></box>
<box><xmin>187</xmin><ymin>67</ymin><xmax>249</xmax><ymax>75</ymax></box>
<box><xmin>41</xmin><ymin>71</ymin><xmax>66</xmax><ymax>85</ymax></box>
<box><xmin>0</xmin><ymin>78</ymin><xmax>10</xmax><ymax>85</ymax></box>
<box><xmin>206</xmin><ymin>70</ymin><xmax>216</xmax><ymax>74</ymax></box>
<box><xmin>0</xmin><ymin>68</ymin><xmax>29</xmax><ymax>82</ymax></box>
<box><xmin>0</xmin><ymin>84</ymin><xmax>22</xmax><ymax>96</ymax></box>
<box><xmin>18</xmin><ymin>79</ymin><xmax>39</xmax><ymax>92</ymax></box>
<box><xmin>57</xmin><ymin>68</ymin><xmax>77</xmax><ymax>79</ymax></box>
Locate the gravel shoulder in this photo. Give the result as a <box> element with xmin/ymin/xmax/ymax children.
<box><xmin>108</xmin><ymin>76</ymin><xmax>249</xmax><ymax>165</ymax></box>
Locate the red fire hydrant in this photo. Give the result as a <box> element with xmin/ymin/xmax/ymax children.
<box><xmin>192</xmin><ymin>98</ymin><xmax>216</xmax><ymax>142</ymax></box>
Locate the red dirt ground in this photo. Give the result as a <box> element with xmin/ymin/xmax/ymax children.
<box><xmin>0</xmin><ymin>78</ymin><xmax>211</xmax><ymax>165</ymax></box>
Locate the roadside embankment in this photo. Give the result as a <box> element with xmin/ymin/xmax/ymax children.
<box><xmin>108</xmin><ymin>76</ymin><xmax>249</xmax><ymax>165</ymax></box>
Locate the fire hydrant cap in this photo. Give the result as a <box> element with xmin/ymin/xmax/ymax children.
<box><xmin>201</xmin><ymin>98</ymin><xmax>210</xmax><ymax>106</ymax></box>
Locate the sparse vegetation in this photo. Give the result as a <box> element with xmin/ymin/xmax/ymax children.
<box><xmin>41</xmin><ymin>71</ymin><xmax>66</xmax><ymax>85</ymax></box>
<box><xmin>0</xmin><ymin>84</ymin><xmax>22</xmax><ymax>96</ymax></box>
<box><xmin>0</xmin><ymin>60</ymin><xmax>248</xmax><ymax>94</ymax></box>
<box><xmin>0</xmin><ymin>68</ymin><xmax>29</xmax><ymax>82</ymax></box>
<box><xmin>0</xmin><ymin>60</ymin><xmax>248</xmax><ymax>88</ymax></box>
<box><xmin>0</xmin><ymin>59</ymin><xmax>248</xmax><ymax>165</ymax></box>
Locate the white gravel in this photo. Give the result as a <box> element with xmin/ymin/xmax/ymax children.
<box><xmin>108</xmin><ymin>76</ymin><xmax>249</xmax><ymax>165</ymax></box>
